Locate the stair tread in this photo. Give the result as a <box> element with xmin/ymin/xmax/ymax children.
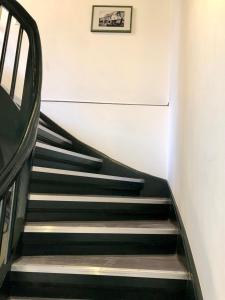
<box><xmin>35</xmin><ymin>142</ymin><xmax>102</xmax><ymax>163</ymax></box>
<box><xmin>11</xmin><ymin>255</ymin><xmax>189</xmax><ymax>280</ymax></box>
<box><xmin>28</xmin><ymin>194</ymin><xmax>170</xmax><ymax>204</ymax></box>
<box><xmin>31</xmin><ymin>167</ymin><xmax>144</xmax><ymax>184</ymax></box>
<box><xmin>38</xmin><ymin>124</ymin><xmax>72</xmax><ymax>144</ymax></box>
<box><xmin>24</xmin><ymin>220</ymin><xmax>178</xmax><ymax>234</ymax></box>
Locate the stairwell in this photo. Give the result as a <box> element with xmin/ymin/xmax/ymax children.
<box><xmin>0</xmin><ymin>1</ymin><xmax>201</xmax><ymax>299</ymax></box>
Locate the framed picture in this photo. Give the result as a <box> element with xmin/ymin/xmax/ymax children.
<box><xmin>91</xmin><ymin>5</ymin><xmax>133</xmax><ymax>33</ymax></box>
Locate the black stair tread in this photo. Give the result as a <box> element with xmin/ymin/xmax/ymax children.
<box><xmin>38</xmin><ymin>124</ymin><xmax>72</xmax><ymax>144</ymax></box>
<box><xmin>11</xmin><ymin>255</ymin><xmax>189</xmax><ymax>280</ymax></box>
<box><xmin>24</xmin><ymin>220</ymin><xmax>178</xmax><ymax>234</ymax></box>
<box><xmin>31</xmin><ymin>167</ymin><xmax>144</xmax><ymax>184</ymax></box>
<box><xmin>28</xmin><ymin>194</ymin><xmax>170</xmax><ymax>204</ymax></box>
<box><xmin>35</xmin><ymin>142</ymin><xmax>103</xmax><ymax>163</ymax></box>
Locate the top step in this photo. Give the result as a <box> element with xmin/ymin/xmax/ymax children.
<box><xmin>37</xmin><ymin>124</ymin><xmax>73</xmax><ymax>150</ymax></box>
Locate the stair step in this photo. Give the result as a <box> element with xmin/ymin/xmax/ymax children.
<box><xmin>21</xmin><ymin>220</ymin><xmax>178</xmax><ymax>255</ymax></box>
<box><xmin>33</xmin><ymin>142</ymin><xmax>102</xmax><ymax>172</ymax></box>
<box><xmin>38</xmin><ymin>125</ymin><xmax>72</xmax><ymax>144</ymax></box>
<box><xmin>10</xmin><ymin>255</ymin><xmax>188</xmax><ymax>299</ymax></box>
<box><xmin>11</xmin><ymin>255</ymin><xmax>189</xmax><ymax>280</ymax></box>
<box><xmin>37</xmin><ymin>124</ymin><xmax>73</xmax><ymax>149</ymax></box>
<box><xmin>31</xmin><ymin>167</ymin><xmax>144</xmax><ymax>184</ymax></box>
<box><xmin>30</xmin><ymin>167</ymin><xmax>145</xmax><ymax>195</ymax></box>
<box><xmin>24</xmin><ymin>220</ymin><xmax>178</xmax><ymax>235</ymax></box>
<box><xmin>27</xmin><ymin>194</ymin><xmax>171</xmax><ymax>222</ymax></box>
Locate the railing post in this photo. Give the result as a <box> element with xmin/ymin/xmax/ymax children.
<box><xmin>0</xmin><ymin>13</ymin><xmax>12</xmax><ymax>83</ymax></box>
<box><xmin>10</xmin><ymin>26</ymin><xmax>23</xmax><ymax>99</ymax></box>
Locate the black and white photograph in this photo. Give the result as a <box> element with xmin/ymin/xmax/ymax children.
<box><xmin>99</xmin><ymin>10</ymin><xmax>125</xmax><ymax>27</ymax></box>
<box><xmin>91</xmin><ymin>6</ymin><xmax>133</xmax><ymax>33</ymax></box>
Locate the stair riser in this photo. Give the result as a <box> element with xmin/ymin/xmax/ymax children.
<box><xmin>31</xmin><ymin>172</ymin><xmax>143</xmax><ymax>190</ymax></box>
<box><xmin>30</xmin><ymin>182</ymin><xmax>140</xmax><ymax>196</ymax></box>
<box><xmin>30</xmin><ymin>177</ymin><xmax>143</xmax><ymax>196</ymax></box>
<box><xmin>33</xmin><ymin>158</ymin><xmax>101</xmax><ymax>173</ymax></box>
<box><xmin>26</xmin><ymin>202</ymin><xmax>170</xmax><ymax>221</ymax></box>
<box><xmin>9</xmin><ymin>272</ymin><xmax>187</xmax><ymax>300</ymax></box>
<box><xmin>21</xmin><ymin>233</ymin><xmax>177</xmax><ymax>255</ymax></box>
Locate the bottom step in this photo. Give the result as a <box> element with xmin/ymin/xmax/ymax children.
<box><xmin>10</xmin><ymin>255</ymin><xmax>189</xmax><ymax>300</ymax></box>
<box><xmin>11</xmin><ymin>255</ymin><xmax>188</xmax><ymax>280</ymax></box>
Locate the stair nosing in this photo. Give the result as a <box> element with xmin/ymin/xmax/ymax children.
<box><xmin>35</xmin><ymin>142</ymin><xmax>102</xmax><ymax>163</ymax></box>
<box><xmin>24</xmin><ymin>220</ymin><xmax>178</xmax><ymax>235</ymax></box>
<box><xmin>31</xmin><ymin>167</ymin><xmax>145</xmax><ymax>184</ymax></box>
<box><xmin>28</xmin><ymin>194</ymin><xmax>170</xmax><ymax>204</ymax></box>
<box><xmin>38</xmin><ymin>124</ymin><xmax>72</xmax><ymax>144</ymax></box>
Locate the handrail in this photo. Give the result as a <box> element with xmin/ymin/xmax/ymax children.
<box><xmin>0</xmin><ymin>0</ymin><xmax>42</xmax><ymax>198</ymax></box>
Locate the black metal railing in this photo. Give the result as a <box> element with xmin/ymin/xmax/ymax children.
<box><xmin>0</xmin><ymin>0</ymin><xmax>42</xmax><ymax>285</ymax></box>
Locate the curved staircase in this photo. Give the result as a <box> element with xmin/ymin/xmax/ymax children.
<box><xmin>0</xmin><ymin>1</ymin><xmax>201</xmax><ymax>299</ymax></box>
<box><xmin>7</xmin><ymin>114</ymin><xmax>194</xmax><ymax>300</ymax></box>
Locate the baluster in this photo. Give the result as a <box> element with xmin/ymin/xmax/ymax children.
<box><xmin>10</xmin><ymin>26</ymin><xmax>23</xmax><ymax>99</ymax></box>
<box><xmin>5</xmin><ymin>182</ymin><xmax>16</xmax><ymax>262</ymax></box>
<box><xmin>0</xmin><ymin>195</ymin><xmax>8</xmax><ymax>251</ymax></box>
<box><xmin>0</xmin><ymin>13</ymin><xmax>12</xmax><ymax>83</ymax></box>
<box><xmin>21</xmin><ymin>48</ymin><xmax>32</xmax><ymax>113</ymax></box>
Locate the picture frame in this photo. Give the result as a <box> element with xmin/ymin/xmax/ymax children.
<box><xmin>91</xmin><ymin>5</ymin><xmax>133</xmax><ymax>33</ymax></box>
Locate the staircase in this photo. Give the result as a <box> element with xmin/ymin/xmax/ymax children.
<box><xmin>0</xmin><ymin>1</ymin><xmax>201</xmax><ymax>300</ymax></box>
<box><xmin>4</xmin><ymin>114</ymin><xmax>192</xmax><ymax>300</ymax></box>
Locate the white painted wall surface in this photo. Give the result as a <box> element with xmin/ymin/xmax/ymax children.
<box><xmin>41</xmin><ymin>102</ymin><xmax>169</xmax><ymax>178</ymax></box>
<box><xmin>19</xmin><ymin>0</ymin><xmax>172</xmax><ymax>105</ymax></box>
<box><xmin>16</xmin><ymin>0</ymin><xmax>171</xmax><ymax>179</ymax></box>
<box><xmin>168</xmin><ymin>1</ymin><xmax>225</xmax><ymax>299</ymax></box>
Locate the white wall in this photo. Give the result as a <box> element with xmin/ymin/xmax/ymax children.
<box><xmin>20</xmin><ymin>0</ymin><xmax>172</xmax><ymax>105</ymax></box>
<box><xmin>42</xmin><ymin>102</ymin><xmax>169</xmax><ymax>178</ymax></box>
<box><xmin>168</xmin><ymin>1</ymin><xmax>225</xmax><ymax>299</ymax></box>
<box><xmin>17</xmin><ymin>0</ymin><xmax>172</xmax><ymax>179</ymax></box>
